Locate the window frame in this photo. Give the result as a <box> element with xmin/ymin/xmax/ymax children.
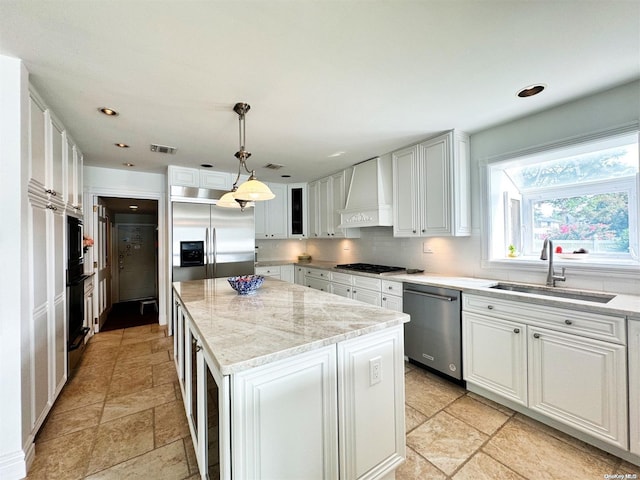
<box><xmin>482</xmin><ymin>127</ymin><xmax>640</xmax><ymax>270</ymax></box>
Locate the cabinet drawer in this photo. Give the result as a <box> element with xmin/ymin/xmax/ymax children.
<box><xmin>331</xmin><ymin>271</ymin><xmax>353</xmax><ymax>285</ymax></box>
<box><xmin>256</xmin><ymin>266</ymin><xmax>281</xmax><ymax>277</ymax></box>
<box><xmin>353</xmin><ymin>275</ymin><xmax>382</xmax><ymax>291</ymax></box>
<box><xmin>306</xmin><ymin>277</ymin><xmax>330</xmax><ymax>292</ymax></box>
<box><xmin>463</xmin><ymin>294</ymin><xmax>626</xmax><ymax>344</ymax></box>
<box><xmin>305</xmin><ymin>268</ymin><xmax>330</xmax><ymax>280</ymax></box>
<box><xmin>381</xmin><ymin>280</ymin><xmax>403</xmax><ymax>297</ymax></box>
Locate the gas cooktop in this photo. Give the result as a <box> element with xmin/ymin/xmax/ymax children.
<box><xmin>334</xmin><ymin>263</ymin><xmax>406</xmax><ymax>275</ymax></box>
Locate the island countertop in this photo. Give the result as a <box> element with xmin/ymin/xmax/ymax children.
<box><xmin>173</xmin><ymin>277</ymin><xmax>410</xmax><ymax>375</ymax></box>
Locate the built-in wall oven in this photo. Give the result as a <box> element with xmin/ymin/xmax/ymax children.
<box><xmin>403</xmin><ymin>283</ymin><xmax>463</xmax><ymax>384</ymax></box>
<box><xmin>67</xmin><ymin>216</ymin><xmax>89</xmax><ymax>370</ymax></box>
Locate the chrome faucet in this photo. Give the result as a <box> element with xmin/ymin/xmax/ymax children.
<box><xmin>540</xmin><ymin>238</ymin><xmax>566</xmax><ymax>287</ymax></box>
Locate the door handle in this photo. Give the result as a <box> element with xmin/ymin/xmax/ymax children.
<box><xmin>212</xmin><ymin>227</ymin><xmax>217</xmax><ymax>278</ymax></box>
<box><xmin>403</xmin><ymin>289</ymin><xmax>457</xmax><ymax>302</ymax></box>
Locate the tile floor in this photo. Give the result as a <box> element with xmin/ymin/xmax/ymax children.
<box><xmin>26</xmin><ymin>325</ymin><xmax>639</xmax><ymax>479</ymax></box>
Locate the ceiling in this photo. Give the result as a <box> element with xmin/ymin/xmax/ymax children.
<box><xmin>100</xmin><ymin>197</ymin><xmax>158</xmax><ymax>216</ymax></box>
<box><xmin>1</xmin><ymin>1</ymin><xmax>638</xmax><ymax>183</ymax></box>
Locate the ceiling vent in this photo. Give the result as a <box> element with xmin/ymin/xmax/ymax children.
<box><xmin>264</xmin><ymin>163</ymin><xmax>285</xmax><ymax>170</ymax></box>
<box><xmin>150</xmin><ymin>144</ymin><xmax>177</xmax><ymax>154</ymax></box>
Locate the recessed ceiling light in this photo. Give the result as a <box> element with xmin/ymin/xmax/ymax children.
<box><xmin>129</xmin><ymin>205</ymin><xmax>138</xmax><ymax>210</ymax></box>
<box><xmin>328</xmin><ymin>151</ymin><xmax>346</xmax><ymax>158</ymax></box>
<box><xmin>99</xmin><ymin>107</ymin><xmax>119</xmax><ymax>116</ymax></box>
<box><xmin>281</xmin><ymin>174</ymin><xmax>291</xmax><ymax>178</ymax></box>
<box><xmin>517</xmin><ymin>84</ymin><xmax>546</xmax><ymax>98</ymax></box>
<box><xmin>115</xmin><ymin>143</ymin><xmax>129</xmax><ymax>148</ymax></box>
<box><xmin>123</xmin><ymin>162</ymin><xmax>135</xmax><ymax>167</ymax></box>
<box><xmin>200</xmin><ymin>163</ymin><xmax>213</xmax><ymax>168</ymax></box>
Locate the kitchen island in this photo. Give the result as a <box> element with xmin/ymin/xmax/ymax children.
<box><xmin>172</xmin><ymin>277</ymin><xmax>409</xmax><ymax>480</ymax></box>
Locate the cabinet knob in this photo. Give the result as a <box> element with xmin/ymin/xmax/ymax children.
<box><xmin>533</xmin><ymin>333</ymin><xmax>541</xmax><ymax>339</ymax></box>
<box><xmin>331</xmin><ymin>233</ymin><xmax>334</xmax><ymax>236</ymax></box>
<box><xmin>45</xmin><ymin>188</ymin><xmax>57</xmax><ymax>196</ymax></box>
<box><xmin>487</xmin><ymin>305</ymin><xmax>494</xmax><ymax>310</ymax></box>
<box><xmin>353</xmin><ymin>290</ymin><xmax>356</xmax><ymax>294</ymax></box>
<box><xmin>413</xmin><ymin>230</ymin><xmax>416</xmax><ymax>233</ymax></box>
<box><xmin>388</xmin><ymin>286</ymin><xmax>393</xmax><ymax>290</ymax></box>
<box><xmin>46</xmin><ymin>204</ymin><xmax>57</xmax><ymax>211</ymax></box>
<box><xmin>564</xmin><ymin>319</ymin><xmax>573</xmax><ymax>325</ymax></box>
<box><xmin>383</xmin><ymin>297</ymin><xmax>387</xmax><ymax>301</ymax></box>
<box><xmin>421</xmin><ymin>229</ymin><xmax>425</xmax><ymax>233</ymax></box>
<box><xmin>513</xmin><ymin>328</ymin><xmax>520</xmax><ymax>334</ymax></box>
<box><xmin>195</xmin><ymin>344</ymin><xmax>203</xmax><ymax>352</ymax></box>
<box><xmin>347</xmin><ymin>288</ymin><xmax>350</xmax><ymax>292</ymax></box>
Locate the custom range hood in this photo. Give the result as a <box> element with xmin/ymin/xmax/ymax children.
<box><xmin>339</xmin><ymin>155</ymin><xmax>393</xmax><ymax>228</ymax></box>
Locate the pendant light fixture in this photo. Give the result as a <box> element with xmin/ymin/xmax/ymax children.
<box><xmin>218</xmin><ymin>102</ymin><xmax>275</xmax><ymax>210</ymax></box>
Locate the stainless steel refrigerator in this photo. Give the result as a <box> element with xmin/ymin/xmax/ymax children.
<box><xmin>172</xmin><ymin>201</ymin><xmax>255</xmax><ymax>282</ymax></box>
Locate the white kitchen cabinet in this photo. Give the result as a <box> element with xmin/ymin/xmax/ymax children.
<box><xmin>629</xmin><ymin>319</ymin><xmax>640</xmax><ymax>456</ymax></box>
<box><xmin>528</xmin><ymin>325</ymin><xmax>627</xmax><ymax>448</ymax></box>
<box><xmin>255</xmin><ymin>265</ymin><xmax>282</xmax><ymax>279</ymax></box>
<box><xmin>392</xmin><ymin>130</ymin><xmax>470</xmax><ymax>237</ymax></box>
<box><xmin>254</xmin><ymin>182</ymin><xmax>287</xmax><ymax>239</ymax></box>
<box><xmin>328</xmin><ymin>271</ymin><xmax>383</xmax><ymax>307</ymax></box>
<box><xmin>338</xmin><ymin>325</ymin><xmax>405</xmax><ymax>479</ymax></box>
<box><xmin>29</xmin><ymin>93</ymin><xmax>47</xmax><ymax>187</ymax></box>
<box><xmin>294</xmin><ymin>265</ymin><xmax>306</xmax><ymax>285</ymax></box>
<box><xmin>280</xmin><ymin>264</ymin><xmax>295</xmax><ymax>283</ymax></box>
<box><xmin>308</xmin><ymin>173</ymin><xmax>360</xmax><ymax>239</ymax></box>
<box><xmin>462</xmin><ymin>293</ymin><xmax>628</xmax><ymax>449</ymax></box>
<box><xmin>168</xmin><ymin>165</ymin><xmax>233</xmax><ymax>190</ymax></box>
<box><xmin>463</xmin><ymin>312</ymin><xmax>528</xmax><ymax>405</ymax></box>
<box><xmin>233</xmin><ymin>345</ymin><xmax>339</xmax><ymax>479</ymax></box>
<box><xmin>63</xmin><ymin>135</ymin><xmax>83</xmax><ymax>214</ymax></box>
<box><xmin>381</xmin><ymin>280</ymin><xmax>403</xmax><ymax>312</ymax></box>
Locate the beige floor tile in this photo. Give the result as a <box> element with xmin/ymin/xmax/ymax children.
<box><xmin>121</xmin><ymin>331</ymin><xmax>168</xmax><ymax>346</ymax></box>
<box><xmin>407</xmin><ymin>411</ymin><xmax>488</xmax><ymax>475</ymax></box>
<box><xmin>154</xmin><ymin>399</ymin><xmax>191</xmax><ymax>447</ymax></box>
<box><xmin>84</xmin><ymin>439</ymin><xmax>189</xmax><ymax>480</ymax></box>
<box><xmin>445</xmin><ymin>395</ymin><xmax>510</xmax><ymax>435</ymax></box>
<box><xmin>26</xmin><ymin>427</ymin><xmax>96</xmax><ymax>480</ymax></box>
<box><xmin>112</xmin><ymin>350</ymin><xmax>170</xmax><ymax>374</ymax></box>
<box><xmin>405</xmin><ymin>404</ymin><xmax>428</xmax><ymax>433</ymax></box>
<box><xmin>404</xmin><ymin>369</ymin><xmax>465</xmax><ymax>417</ymax></box>
<box><xmin>184</xmin><ymin>435</ymin><xmax>199</xmax><ymax>475</ymax></box>
<box><xmin>467</xmin><ymin>391</ymin><xmax>515</xmax><ymax>417</ymax></box>
<box><xmin>395</xmin><ymin>446</ymin><xmax>447</xmax><ymax>480</ymax></box>
<box><xmin>101</xmin><ymin>383</ymin><xmax>176</xmax><ymax>423</ymax></box>
<box><xmin>483</xmin><ymin>416</ymin><xmax>617</xmax><ymax>479</ymax></box>
<box><xmin>453</xmin><ymin>452</ymin><xmax>525</xmax><ymax>480</ymax></box>
<box><xmin>78</xmin><ymin>345</ymin><xmax>119</xmax><ymax>368</ymax></box>
<box><xmin>37</xmin><ymin>402</ymin><xmax>103</xmax><ymax>443</ymax></box>
<box><xmin>150</xmin><ymin>336</ymin><xmax>173</xmax><ymax>353</ymax></box>
<box><xmin>107</xmin><ymin>365</ymin><xmax>153</xmax><ymax>399</ymax></box>
<box><xmin>152</xmin><ymin>360</ymin><xmax>179</xmax><ymax>386</ymax></box>
<box><xmin>52</xmin><ymin>372</ymin><xmax>111</xmax><ymax>414</ymax></box>
<box><xmin>86</xmin><ymin>410</ymin><xmax>155</xmax><ymax>475</ymax></box>
<box><xmin>116</xmin><ymin>341</ymin><xmax>153</xmax><ymax>360</ymax></box>
<box><xmin>617</xmin><ymin>460</ymin><xmax>640</xmax><ymax>475</ymax></box>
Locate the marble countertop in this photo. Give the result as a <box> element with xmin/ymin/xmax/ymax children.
<box><xmin>287</xmin><ymin>261</ymin><xmax>640</xmax><ymax>318</ymax></box>
<box><xmin>173</xmin><ymin>277</ymin><xmax>410</xmax><ymax>375</ymax></box>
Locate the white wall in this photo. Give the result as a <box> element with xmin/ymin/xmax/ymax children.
<box><xmin>84</xmin><ymin>166</ymin><xmax>168</xmax><ymax>324</ymax></box>
<box><xmin>302</xmin><ymin>80</ymin><xmax>640</xmax><ymax>295</ymax></box>
<box><xmin>0</xmin><ymin>55</ymin><xmax>31</xmax><ymax>479</ymax></box>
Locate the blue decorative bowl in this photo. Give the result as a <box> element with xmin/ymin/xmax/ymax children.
<box><xmin>227</xmin><ymin>275</ymin><xmax>265</xmax><ymax>295</ymax></box>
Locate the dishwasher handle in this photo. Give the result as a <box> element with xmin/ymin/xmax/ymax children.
<box><xmin>403</xmin><ymin>289</ymin><xmax>457</xmax><ymax>302</ymax></box>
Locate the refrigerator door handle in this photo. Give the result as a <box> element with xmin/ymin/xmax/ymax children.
<box><xmin>205</xmin><ymin>227</ymin><xmax>210</xmax><ymax>277</ymax></box>
<box><xmin>212</xmin><ymin>227</ymin><xmax>217</xmax><ymax>278</ymax></box>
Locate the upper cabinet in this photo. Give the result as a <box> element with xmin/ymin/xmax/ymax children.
<box><xmin>254</xmin><ymin>182</ymin><xmax>287</xmax><ymax>239</ymax></box>
<box><xmin>392</xmin><ymin>130</ymin><xmax>470</xmax><ymax>237</ymax></box>
<box><xmin>168</xmin><ymin>165</ymin><xmax>233</xmax><ymax>190</ymax></box>
<box><xmin>308</xmin><ymin>171</ymin><xmax>360</xmax><ymax>239</ymax></box>
<box><xmin>29</xmin><ymin>88</ymin><xmax>83</xmax><ymax>214</ymax></box>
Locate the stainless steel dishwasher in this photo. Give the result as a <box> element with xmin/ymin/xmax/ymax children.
<box><xmin>403</xmin><ymin>283</ymin><xmax>463</xmax><ymax>382</ymax></box>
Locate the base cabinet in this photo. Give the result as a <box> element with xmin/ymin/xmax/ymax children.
<box><xmin>630</xmin><ymin>319</ymin><xmax>640</xmax><ymax>456</ymax></box>
<box><xmin>462</xmin><ymin>294</ymin><xmax>628</xmax><ymax>449</ymax></box>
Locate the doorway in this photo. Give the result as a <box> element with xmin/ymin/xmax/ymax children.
<box><xmin>95</xmin><ymin>197</ymin><xmax>159</xmax><ymax>331</ymax></box>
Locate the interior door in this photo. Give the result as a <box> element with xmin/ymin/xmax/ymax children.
<box><xmin>117</xmin><ymin>224</ymin><xmax>157</xmax><ymax>301</ymax></box>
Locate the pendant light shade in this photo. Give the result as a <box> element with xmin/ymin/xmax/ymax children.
<box><xmin>233</xmin><ymin>177</ymin><xmax>275</xmax><ymax>201</ymax></box>
<box><xmin>217</xmin><ymin>102</ymin><xmax>275</xmax><ymax>210</ymax></box>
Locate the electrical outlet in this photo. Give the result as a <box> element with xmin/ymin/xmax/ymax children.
<box><xmin>369</xmin><ymin>356</ymin><xmax>382</xmax><ymax>386</ymax></box>
<box><xmin>423</xmin><ymin>242</ymin><xmax>433</xmax><ymax>254</ymax></box>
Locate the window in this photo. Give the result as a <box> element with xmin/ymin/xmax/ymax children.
<box><xmin>487</xmin><ymin>132</ymin><xmax>639</xmax><ymax>264</ymax></box>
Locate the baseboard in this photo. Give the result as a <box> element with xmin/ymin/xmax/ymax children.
<box><xmin>0</xmin><ymin>442</ymin><xmax>32</xmax><ymax>480</ymax></box>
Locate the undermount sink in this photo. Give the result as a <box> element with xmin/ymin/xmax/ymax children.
<box><xmin>489</xmin><ymin>283</ymin><xmax>616</xmax><ymax>304</ymax></box>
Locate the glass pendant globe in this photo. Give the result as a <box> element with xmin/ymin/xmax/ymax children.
<box><xmin>233</xmin><ymin>179</ymin><xmax>275</xmax><ymax>201</ymax></box>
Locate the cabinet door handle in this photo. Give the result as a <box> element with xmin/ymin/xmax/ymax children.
<box><xmin>513</xmin><ymin>328</ymin><xmax>520</xmax><ymax>334</ymax></box>
<box><xmin>487</xmin><ymin>305</ymin><xmax>494</xmax><ymax>310</ymax></box>
<box><xmin>45</xmin><ymin>188</ymin><xmax>57</xmax><ymax>196</ymax></box>
<box><xmin>564</xmin><ymin>319</ymin><xmax>573</xmax><ymax>325</ymax></box>
<box><xmin>46</xmin><ymin>204</ymin><xmax>57</xmax><ymax>211</ymax></box>
<box><xmin>533</xmin><ymin>333</ymin><xmax>541</xmax><ymax>339</ymax></box>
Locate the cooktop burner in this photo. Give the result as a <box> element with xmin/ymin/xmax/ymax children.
<box><xmin>335</xmin><ymin>263</ymin><xmax>406</xmax><ymax>275</ymax></box>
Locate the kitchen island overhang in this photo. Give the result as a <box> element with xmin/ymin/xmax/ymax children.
<box><xmin>172</xmin><ymin>277</ymin><xmax>409</xmax><ymax>479</ymax></box>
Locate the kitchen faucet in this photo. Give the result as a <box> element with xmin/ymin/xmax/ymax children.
<box><xmin>540</xmin><ymin>238</ymin><xmax>566</xmax><ymax>287</ymax></box>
